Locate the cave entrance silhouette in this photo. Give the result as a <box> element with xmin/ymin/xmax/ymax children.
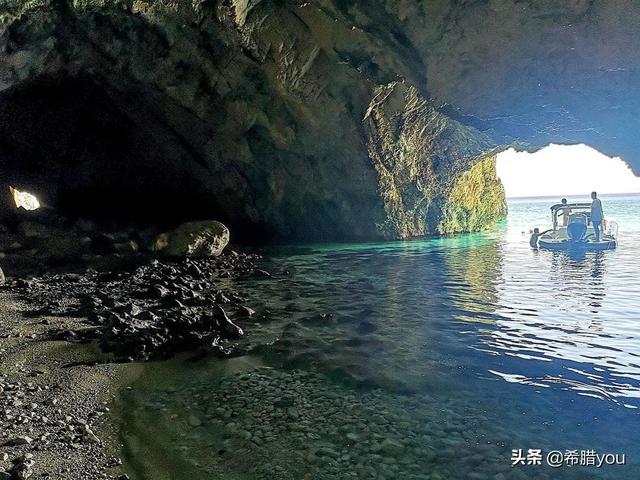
<box><xmin>496</xmin><ymin>144</ymin><xmax>640</xmax><ymax>199</ymax></box>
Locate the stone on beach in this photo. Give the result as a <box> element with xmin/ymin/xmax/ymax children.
<box><xmin>4</xmin><ymin>436</ymin><xmax>33</xmax><ymax>446</ymax></box>
<box><xmin>153</xmin><ymin>221</ymin><xmax>230</xmax><ymax>258</ymax></box>
<box><xmin>213</xmin><ymin>305</ymin><xmax>244</xmax><ymax>339</ymax></box>
<box><xmin>7</xmin><ymin>250</ymin><xmax>260</xmax><ymax>361</ymax></box>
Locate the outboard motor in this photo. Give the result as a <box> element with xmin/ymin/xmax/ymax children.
<box><xmin>567</xmin><ymin>221</ymin><xmax>587</xmax><ymax>242</ymax></box>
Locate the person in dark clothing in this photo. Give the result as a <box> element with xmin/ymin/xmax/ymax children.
<box><xmin>590</xmin><ymin>191</ymin><xmax>604</xmax><ymax>242</ymax></box>
<box><xmin>530</xmin><ymin>228</ymin><xmax>552</xmax><ymax>248</ymax></box>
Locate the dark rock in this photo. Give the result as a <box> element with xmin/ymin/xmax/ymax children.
<box><xmin>113</xmin><ymin>240</ymin><xmax>139</xmax><ymax>255</ymax></box>
<box><xmin>90</xmin><ymin>233</ymin><xmax>118</xmax><ymax>254</ymax></box>
<box><xmin>147</xmin><ymin>284</ymin><xmax>170</xmax><ymax>299</ymax></box>
<box><xmin>17</xmin><ymin>221</ymin><xmax>49</xmax><ymax>239</ymax></box>
<box><xmin>213</xmin><ymin>306</ymin><xmax>244</xmax><ymax>339</ymax></box>
<box><xmin>4</xmin><ymin>435</ymin><xmax>33</xmax><ymax>446</ymax></box>
<box><xmin>238</xmin><ymin>306</ymin><xmax>255</xmax><ymax>317</ymax></box>
<box><xmin>74</xmin><ymin>218</ymin><xmax>97</xmax><ymax>233</ymax></box>
<box><xmin>7</xmin><ymin>242</ymin><xmax>23</xmax><ymax>252</ymax></box>
<box><xmin>11</xmin><ymin>252</ymin><xmax>262</xmax><ymax>360</ymax></box>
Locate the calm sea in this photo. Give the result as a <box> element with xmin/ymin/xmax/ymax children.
<box><xmin>120</xmin><ymin>194</ymin><xmax>640</xmax><ymax>480</ymax></box>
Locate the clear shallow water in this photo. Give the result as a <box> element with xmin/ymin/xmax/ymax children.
<box><xmin>120</xmin><ymin>194</ymin><xmax>640</xmax><ymax>480</ymax></box>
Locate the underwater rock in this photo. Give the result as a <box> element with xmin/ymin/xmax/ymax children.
<box><xmin>0</xmin><ymin>266</ymin><xmax>4</xmax><ymax>285</ymax></box>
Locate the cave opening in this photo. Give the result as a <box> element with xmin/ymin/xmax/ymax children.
<box><xmin>496</xmin><ymin>144</ymin><xmax>640</xmax><ymax>200</ymax></box>
<box><xmin>0</xmin><ymin>73</ymin><xmax>238</xmax><ymax>237</ymax></box>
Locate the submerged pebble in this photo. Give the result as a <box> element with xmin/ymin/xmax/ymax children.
<box><xmin>123</xmin><ymin>368</ymin><xmax>521</xmax><ymax>480</ymax></box>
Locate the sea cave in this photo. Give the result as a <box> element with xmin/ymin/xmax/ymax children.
<box><xmin>1</xmin><ymin>1</ymin><xmax>640</xmax><ymax>479</ymax></box>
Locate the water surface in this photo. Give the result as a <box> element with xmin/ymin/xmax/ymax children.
<box><xmin>119</xmin><ymin>194</ymin><xmax>640</xmax><ymax>480</ymax></box>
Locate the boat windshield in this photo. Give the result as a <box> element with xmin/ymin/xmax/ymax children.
<box><xmin>550</xmin><ymin>202</ymin><xmax>592</xmax><ymax>230</ymax></box>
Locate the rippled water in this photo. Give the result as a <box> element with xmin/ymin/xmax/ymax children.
<box><xmin>120</xmin><ymin>194</ymin><xmax>640</xmax><ymax>480</ymax></box>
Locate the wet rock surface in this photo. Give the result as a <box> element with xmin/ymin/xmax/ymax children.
<box><xmin>0</xmin><ymin>211</ymin><xmax>266</xmax><ymax>360</ymax></box>
<box><xmin>3</xmin><ymin>251</ymin><xmax>266</xmax><ymax>361</ymax></box>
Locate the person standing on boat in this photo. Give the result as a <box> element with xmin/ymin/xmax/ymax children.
<box><xmin>590</xmin><ymin>191</ymin><xmax>604</xmax><ymax>242</ymax></box>
<box><xmin>559</xmin><ymin>198</ymin><xmax>570</xmax><ymax>226</ymax></box>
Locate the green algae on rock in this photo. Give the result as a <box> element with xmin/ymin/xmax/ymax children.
<box><xmin>438</xmin><ymin>155</ymin><xmax>508</xmax><ymax>235</ymax></box>
<box><xmin>364</xmin><ymin>82</ymin><xmax>502</xmax><ymax>238</ymax></box>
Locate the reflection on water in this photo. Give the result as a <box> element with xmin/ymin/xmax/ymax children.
<box><xmin>119</xmin><ymin>195</ymin><xmax>640</xmax><ymax>479</ymax></box>
<box><xmin>486</xmin><ymin>247</ymin><xmax>640</xmax><ymax>405</ymax></box>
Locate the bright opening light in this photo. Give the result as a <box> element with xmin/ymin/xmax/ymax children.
<box><xmin>496</xmin><ymin>144</ymin><xmax>640</xmax><ymax>198</ymax></box>
<box><xmin>10</xmin><ymin>186</ymin><xmax>41</xmax><ymax>211</ymax></box>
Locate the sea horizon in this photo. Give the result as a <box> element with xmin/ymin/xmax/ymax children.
<box><xmin>506</xmin><ymin>191</ymin><xmax>640</xmax><ymax>201</ymax></box>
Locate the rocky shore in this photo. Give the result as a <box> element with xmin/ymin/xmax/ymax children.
<box><xmin>0</xmin><ymin>209</ymin><xmax>272</xmax><ymax>358</ymax></box>
<box><xmin>0</xmin><ymin>212</ymin><xmax>276</xmax><ymax>479</ymax></box>
<box><xmin>0</xmin><ymin>294</ymin><xmax>133</xmax><ymax>479</ymax></box>
<box><xmin>5</xmin><ymin>251</ymin><xmax>265</xmax><ymax>361</ymax></box>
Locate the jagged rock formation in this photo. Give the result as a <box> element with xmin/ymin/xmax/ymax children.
<box><xmin>364</xmin><ymin>82</ymin><xmax>504</xmax><ymax>237</ymax></box>
<box><xmin>439</xmin><ymin>155</ymin><xmax>506</xmax><ymax>235</ymax></box>
<box><xmin>10</xmin><ymin>1</ymin><xmax>637</xmax><ymax>240</ymax></box>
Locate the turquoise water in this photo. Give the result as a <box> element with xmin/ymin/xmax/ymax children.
<box><xmin>121</xmin><ymin>194</ymin><xmax>640</xmax><ymax>480</ymax></box>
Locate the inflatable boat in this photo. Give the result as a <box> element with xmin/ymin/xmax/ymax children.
<box><xmin>537</xmin><ymin>202</ymin><xmax>618</xmax><ymax>251</ymax></box>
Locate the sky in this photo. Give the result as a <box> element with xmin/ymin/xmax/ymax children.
<box><xmin>496</xmin><ymin>144</ymin><xmax>640</xmax><ymax>198</ymax></box>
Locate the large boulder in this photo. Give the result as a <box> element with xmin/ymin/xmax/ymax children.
<box><xmin>154</xmin><ymin>221</ymin><xmax>230</xmax><ymax>258</ymax></box>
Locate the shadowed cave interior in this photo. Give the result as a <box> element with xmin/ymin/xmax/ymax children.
<box><xmin>0</xmin><ymin>74</ymin><xmax>271</xmax><ymax>242</ymax></box>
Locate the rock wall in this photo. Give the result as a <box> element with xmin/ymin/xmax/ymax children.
<box><xmin>439</xmin><ymin>155</ymin><xmax>506</xmax><ymax>235</ymax></box>
<box><xmin>6</xmin><ymin>0</ymin><xmax>602</xmax><ymax>240</ymax></box>
<box><xmin>386</xmin><ymin>0</ymin><xmax>640</xmax><ymax>165</ymax></box>
<box><xmin>364</xmin><ymin>82</ymin><xmax>505</xmax><ymax>237</ymax></box>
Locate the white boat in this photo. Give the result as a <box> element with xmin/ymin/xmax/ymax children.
<box><xmin>538</xmin><ymin>202</ymin><xmax>618</xmax><ymax>251</ymax></box>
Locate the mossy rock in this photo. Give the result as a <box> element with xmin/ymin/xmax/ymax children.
<box><xmin>438</xmin><ymin>155</ymin><xmax>507</xmax><ymax>235</ymax></box>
